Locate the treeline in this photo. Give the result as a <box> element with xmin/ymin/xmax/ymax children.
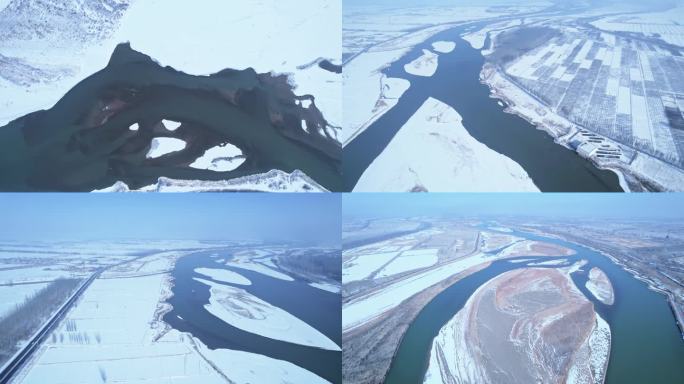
<box><xmin>0</xmin><ymin>278</ymin><xmax>81</xmax><ymax>365</ymax></box>
<box><xmin>277</xmin><ymin>250</ymin><xmax>341</xmax><ymax>281</ymax></box>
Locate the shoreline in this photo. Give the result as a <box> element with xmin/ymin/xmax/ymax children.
<box><xmin>480</xmin><ymin>64</ymin><xmax>632</xmax><ymax>192</ymax></box>
<box><xmin>522</xmin><ymin>226</ymin><xmax>684</xmax><ymax>340</ymax></box>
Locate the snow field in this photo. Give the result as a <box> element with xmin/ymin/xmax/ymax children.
<box><xmin>342</xmin><ymin>251</ymin><xmax>399</xmax><ymax>284</ymax></box>
<box><xmin>195</xmin><ymin>268</ymin><xmax>251</xmax><ymax>286</ymax></box>
<box><xmin>375</xmin><ymin>249</ymin><xmax>439</xmax><ymax>278</ymax></box>
<box><xmin>353</xmin><ymin>98</ymin><xmax>539</xmax><ymax>192</ymax></box>
<box><xmin>145</xmin><ymin>137</ymin><xmax>187</xmax><ymax>159</ymax></box>
<box><xmin>194</xmin><ymin>277</ymin><xmax>340</xmax><ymax>351</ymax></box>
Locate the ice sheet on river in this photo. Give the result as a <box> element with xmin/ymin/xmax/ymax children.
<box><xmin>194</xmin><ymin>277</ymin><xmax>340</xmax><ymax>351</ymax></box>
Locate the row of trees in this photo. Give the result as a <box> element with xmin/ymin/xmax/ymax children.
<box><xmin>0</xmin><ymin>278</ymin><xmax>81</xmax><ymax>365</ymax></box>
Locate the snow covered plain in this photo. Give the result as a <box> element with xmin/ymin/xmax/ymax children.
<box><xmin>343</xmin><ymin>252</ymin><xmax>493</xmax><ymax>331</ymax></box>
<box><xmin>0</xmin><ymin>0</ymin><xmax>341</xmax><ymax>132</ymax></box>
<box><xmin>195</xmin><ymin>277</ymin><xmax>340</xmax><ymax>351</ymax></box>
<box><xmin>591</xmin><ymin>6</ymin><xmax>684</xmax><ymax>47</ymax></box>
<box><xmin>353</xmin><ymin>98</ymin><xmax>540</xmax><ymax>192</ymax></box>
<box><xmin>375</xmin><ymin>249</ymin><xmax>440</xmax><ymax>278</ymax></box>
<box><xmin>0</xmin><ymin>283</ymin><xmax>48</xmax><ymax>318</ymax></box>
<box><xmin>13</xmin><ymin>245</ymin><xmax>333</xmax><ymax>384</ymax></box>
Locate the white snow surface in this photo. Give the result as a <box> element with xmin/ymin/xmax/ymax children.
<box><xmin>16</xmin><ymin>273</ymin><xmax>227</xmax><ymax>384</ymax></box>
<box><xmin>585</xmin><ymin>267</ymin><xmax>615</xmax><ymax>305</ymax></box>
<box><xmin>343</xmin><ymin>251</ymin><xmax>399</xmax><ymax>284</ymax></box>
<box><xmin>14</xmin><ymin>253</ymin><xmax>329</xmax><ymax>384</ymax></box>
<box><xmin>432</xmin><ymin>41</ymin><xmax>456</xmax><ymax>53</ymax></box>
<box><xmin>354</xmin><ymin>98</ymin><xmax>540</xmax><ymax>192</ymax></box>
<box><xmin>0</xmin><ymin>283</ymin><xmax>48</xmax><ymax>319</ymax></box>
<box><xmin>189</xmin><ymin>143</ymin><xmax>245</xmax><ymax>172</ymax></box>
<box><xmin>145</xmin><ymin>137</ymin><xmax>186</xmax><ymax>159</ymax></box>
<box><xmin>404</xmin><ymin>49</ymin><xmax>439</xmax><ymax>77</ymax></box>
<box><xmin>1</xmin><ymin>0</ymin><xmax>341</xmax><ymax>132</ymax></box>
<box><xmin>341</xmin><ymin>48</ymin><xmax>413</xmax><ymax>145</ymax></box>
<box><xmin>376</xmin><ymin>249</ymin><xmax>439</xmax><ymax>278</ymax></box>
<box><xmin>194</xmin><ymin>277</ymin><xmax>340</xmax><ymax>351</ymax></box>
<box><xmin>343</xmin><ymin>252</ymin><xmax>492</xmax><ymax>331</ymax></box>
<box><xmin>195</xmin><ymin>268</ymin><xmax>251</xmax><ymax>286</ymax></box>
<box><xmin>92</xmin><ymin>170</ymin><xmax>328</xmax><ymax>193</ymax></box>
<box><xmin>225</xmin><ymin>261</ymin><xmax>295</xmax><ymax>281</ymax></box>
<box><xmin>309</xmin><ymin>281</ymin><xmax>341</xmax><ymax>294</ymax></box>
<box><xmin>194</xmin><ymin>339</ymin><xmax>331</xmax><ymax>384</ymax></box>
<box><xmin>162</xmin><ymin>119</ymin><xmax>182</xmax><ymax>131</ymax></box>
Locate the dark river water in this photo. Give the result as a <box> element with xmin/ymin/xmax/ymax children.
<box><xmin>385</xmin><ymin>227</ymin><xmax>684</xmax><ymax>384</ymax></box>
<box><xmin>163</xmin><ymin>249</ymin><xmax>341</xmax><ymax>383</ymax></box>
<box><xmin>0</xmin><ymin>44</ymin><xmax>342</xmax><ymax>192</ymax></box>
<box><xmin>343</xmin><ymin>24</ymin><xmax>622</xmax><ymax>192</ymax></box>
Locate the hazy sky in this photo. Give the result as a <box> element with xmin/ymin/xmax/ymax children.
<box><xmin>344</xmin><ymin>0</ymin><xmax>680</xmax><ymax>10</ymax></box>
<box><xmin>0</xmin><ymin>194</ymin><xmax>340</xmax><ymax>245</ymax></box>
<box><xmin>343</xmin><ymin>193</ymin><xmax>684</xmax><ymax>220</ymax></box>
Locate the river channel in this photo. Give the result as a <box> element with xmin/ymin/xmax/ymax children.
<box><xmin>385</xmin><ymin>226</ymin><xmax>684</xmax><ymax>383</ymax></box>
<box><xmin>343</xmin><ymin>24</ymin><xmax>622</xmax><ymax>192</ymax></box>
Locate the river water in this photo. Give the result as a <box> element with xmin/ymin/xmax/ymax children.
<box><xmin>0</xmin><ymin>44</ymin><xmax>342</xmax><ymax>192</ymax></box>
<box><xmin>163</xmin><ymin>249</ymin><xmax>341</xmax><ymax>383</ymax></box>
<box><xmin>343</xmin><ymin>24</ymin><xmax>622</xmax><ymax>192</ymax></box>
<box><xmin>385</xmin><ymin>227</ymin><xmax>684</xmax><ymax>383</ymax></box>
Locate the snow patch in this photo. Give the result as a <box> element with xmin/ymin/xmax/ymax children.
<box><xmin>189</xmin><ymin>143</ymin><xmax>245</xmax><ymax>172</ymax></box>
<box><xmin>226</xmin><ymin>262</ymin><xmax>295</xmax><ymax>282</ymax></box>
<box><xmin>195</xmin><ymin>268</ymin><xmax>251</xmax><ymax>286</ymax></box>
<box><xmin>404</xmin><ymin>49</ymin><xmax>439</xmax><ymax>77</ymax></box>
<box><xmin>432</xmin><ymin>41</ymin><xmax>456</xmax><ymax>53</ymax></box>
<box><xmin>146</xmin><ymin>137</ymin><xmax>186</xmax><ymax>159</ymax></box>
<box><xmin>309</xmin><ymin>282</ymin><xmax>341</xmax><ymax>294</ymax></box>
<box><xmin>162</xmin><ymin>119</ymin><xmax>182</xmax><ymax>131</ymax></box>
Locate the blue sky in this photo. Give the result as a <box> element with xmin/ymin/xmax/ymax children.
<box><xmin>343</xmin><ymin>193</ymin><xmax>684</xmax><ymax>220</ymax></box>
<box><xmin>0</xmin><ymin>194</ymin><xmax>340</xmax><ymax>245</ymax></box>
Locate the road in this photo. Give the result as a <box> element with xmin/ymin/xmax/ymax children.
<box><xmin>0</xmin><ymin>247</ymin><xmax>189</xmax><ymax>384</ymax></box>
<box><xmin>0</xmin><ymin>269</ymin><xmax>102</xmax><ymax>384</ymax></box>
